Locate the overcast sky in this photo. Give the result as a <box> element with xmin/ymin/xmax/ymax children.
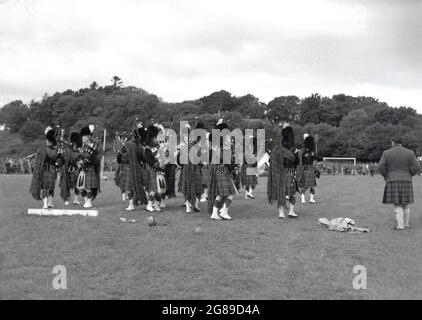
<box><xmin>0</xmin><ymin>0</ymin><xmax>421</xmax><ymax>111</ymax></box>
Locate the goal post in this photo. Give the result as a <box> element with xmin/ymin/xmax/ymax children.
<box><xmin>323</xmin><ymin>157</ymin><xmax>356</xmax><ymax>166</ymax></box>
<box><xmin>100</xmin><ymin>129</ymin><xmax>107</xmax><ymax>180</ymax></box>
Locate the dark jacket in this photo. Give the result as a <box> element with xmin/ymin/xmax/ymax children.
<box><xmin>377</xmin><ymin>145</ymin><xmax>420</xmax><ymax>182</ymax></box>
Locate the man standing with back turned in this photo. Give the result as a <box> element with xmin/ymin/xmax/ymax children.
<box><xmin>378</xmin><ymin>138</ymin><xmax>420</xmax><ymax>230</ymax></box>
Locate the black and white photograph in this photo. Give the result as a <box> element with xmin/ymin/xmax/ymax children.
<box><xmin>0</xmin><ymin>0</ymin><xmax>421</xmax><ymax>305</ymax></box>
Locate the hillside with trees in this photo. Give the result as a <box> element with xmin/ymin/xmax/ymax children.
<box><xmin>1</xmin><ymin>77</ymin><xmax>421</xmax><ymax>161</ymax></box>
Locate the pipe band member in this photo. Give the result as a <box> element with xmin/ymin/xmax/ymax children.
<box><xmin>241</xmin><ymin>135</ymin><xmax>258</xmax><ymax>200</ymax></box>
<box><xmin>267</xmin><ymin>125</ymin><xmax>297</xmax><ymax>219</ymax></box>
<box><xmin>200</xmin><ymin>131</ymin><xmax>211</xmax><ymax>203</ymax></box>
<box><xmin>30</xmin><ymin>126</ymin><xmax>61</xmax><ymax>209</ymax></box>
<box><xmin>144</xmin><ymin>124</ymin><xmax>167</xmax><ymax>212</ymax></box>
<box><xmin>120</xmin><ymin>125</ymin><xmax>148</xmax><ymax>211</ymax></box>
<box><xmin>114</xmin><ymin>131</ymin><xmax>129</xmax><ymax>201</ymax></box>
<box><xmin>299</xmin><ymin>133</ymin><xmax>323</xmax><ymax>204</ymax></box>
<box><xmin>60</xmin><ymin>131</ymin><xmax>82</xmax><ymax>206</ymax></box>
<box><xmin>77</xmin><ymin>125</ymin><xmax>101</xmax><ymax>208</ymax></box>
<box><xmin>208</xmin><ymin>121</ymin><xmax>238</xmax><ymax>221</ymax></box>
<box><xmin>178</xmin><ymin>122</ymin><xmax>205</xmax><ymax>213</ymax></box>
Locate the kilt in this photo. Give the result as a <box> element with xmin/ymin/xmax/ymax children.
<box><xmin>202</xmin><ymin>165</ymin><xmax>210</xmax><ymax>187</ymax></box>
<box><xmin>298</xmin><ymin>168</ymin><xmax>317</xmax><ymax>190</ymax></box>
<box><xmin>241</xmin><ymin>164</ymin><xmax>258</xmax><ymax>187</ymax></box>
<box><xmin>383</xmin><ymin>181</ymin><xmax>414</xmax><ymax>205</ymax></box>
<box><xmin>68</xmin><ymin>172</ymin><xmax>77</xmax><ymax>190</ymax></box>
<box><xmin>83</xmin><ymin>167</ymin><xmax>99</xmax><ymax>189</ymax></box>
<box><xmin>146</xmin><ymin>167</ymin><xmax>157</xmax><ymax>193</ymax></box>
<box><xmin>146</xmin><ymin>168</ymin><xmax>166</xmax><ymax>194</ymax></box>
<box><xmin>42</xmin><ymin>170</ymin><xmax>57</xmax><ymax>191</ymax></box>
<box><xmin>140</xmin><ymin>166</ymin><xmax>149</xmax><ymax>187</ymax></box>
<box><xmin>285</xmin><ymin>168</ymin><xmax>297</xmax><ymax>197</ymax></box>
<box><xmin>178</xmin><ymin>165</ymin><xmax>204</xmax><ymax>195</ymax></box>
<box><xmin>244</xmin><ymin>174</ymin><xmax>258</xmax><ymax>186</ymax></box>
<box><xmin>120</xmin><ymin>164</ymin><xmax>135</xmax><ymax>192</ymax></box>
<box><xmin>212</xmin><ymin>165</ymin><xmax>238</xmax><ymax>196</ymax></box>
<box><xmin>165</xmin><ymin>164</ymin><xmax>176</xmax><ymax>197</ymax></box>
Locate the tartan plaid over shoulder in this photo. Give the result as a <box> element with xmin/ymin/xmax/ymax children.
<box><xmin>267</xmin><ymin>144</ymin><xmax>295</xmax><ymax>208</ymax></box>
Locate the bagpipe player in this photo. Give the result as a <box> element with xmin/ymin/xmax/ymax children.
<box><xmin>267</xmin><ymin>123</ymin><xmax>298</xmax><ymax>219</ymax></box>
<box><xmin>75</xmin><ymin>125</ymin><xmax>101</xmax><ymax>208</ymax></box>
<box><xmin>178</xmin><ymin>122</ymin><xmax>205</xmax><ymax>213</ymax></box>
<box><xmin>118</xmin><ymin>123</ymin><xmax>148</xmax><ymax>211</ymax></box>
<box><xmin>298</xmin><ymin>133</ymin><xmax>323</xmax><ymax>204</ymax></box>
<box><xmin>60</xmin><ymin>131</ymin><xmax>83</xmax><ymax>206</ymax></box>
<box><xmin>207</xmin><ymin>120</ymin><xmax>239</xmax><ymax>221</ymax></box>
<box><xmin>30</xmin><ymin>126</ymin><xmax>63</xmax><ymax>209</ymax></box>
<box><xmin>144</xmin><ymin>123</ymin><xmax>167</xmax><ymax>212</ymax></box>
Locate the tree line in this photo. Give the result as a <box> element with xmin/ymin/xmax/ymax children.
<box><xmin>1</xmin><ymin>76</ymin><xmax>421</xmax><ymax>161</ymax></box>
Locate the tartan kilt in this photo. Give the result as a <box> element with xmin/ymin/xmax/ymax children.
<box><xmin>383</xmin><ymin>181</ymin><xmax>414</xmax><ymax>205</ymax></box>
<box><xmin>285</xmin><ymin>169</ymin><xmax>297</xmax><ymax>197</ymax></box>
<box><xmin>178</xmin><ymin>165</ymin><xmax>204</xmax><ymax>195</ymax></box>
<box><xmin>120</xmin><ymin>164</ymin><xmax>134</xmax><ymax>192</ymax></box>
<box><xmin>241</xmin><ymin>165</ymin><xmax>258</xmax><ymax>187</ymax></box>
<box><xmin>42</xmin><ymin>170</ymin><xmax>57</xmax><ymax>191</ymax></box>
<box><xmin>140</xmin><ymin>166</ymin><xmax>149</xmax><ymax>187</ymax></box>
<box><xmin>146</xmin><ymin>168</ymin><xmax>166</xmax><ymax>194</ymax></box>
<box><xmin>165</xmin><ymin>164</ymin><xmax>176</xmax><ymax>197</ymax></box>
<box><xmin>194</xmin><ymin>166</ymin><xmax>204</xmax><ymax>193</ymax></box>
<box><xmin>212</xmin><ymin>166</ymin><xmax>238</xmax><ymax>196</ymax></box>
<box><xmin>202</xmin><ymin>165</ymin><xmax>210</xmax><ymax>187</ymax></box>
<box><xmin>244</xmin><ymin>174</ymin><xmax>258</xmax><ymax>186</ymax></box>
<box><xmin>298</xmin><ymin>169</ymin><xmax>317</xmax><ymax>190</ymax></box>
<box><xmin>146</xmin><ymin>167</ymin><xmax>157</xmax><ymax>193</ymax></box>
<box><xmin>83</xmin><ymin>167</ymin><xmax>99</xmax><ymax>189</ymax></box>
<box><xmin>68</xmin><ymin>172</ymin><xmax>77</xmax><ymax>190</ymax></box>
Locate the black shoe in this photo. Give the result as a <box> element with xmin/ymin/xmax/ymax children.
<box><xmin>193</xmin><ymin>207</ymin><xmax>200</xmax><ymax>212</ymax></box>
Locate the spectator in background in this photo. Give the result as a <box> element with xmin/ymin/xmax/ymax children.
<box><xmin>378</xmin><ymin>138</ymin><xmax>420</xmax><ymax>230</ymax></box>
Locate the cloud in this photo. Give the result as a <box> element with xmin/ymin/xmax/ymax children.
<box><xmin>0</xmin><ymin>0</ymin><xmax>421</xmax><ymax>111</ymax></box>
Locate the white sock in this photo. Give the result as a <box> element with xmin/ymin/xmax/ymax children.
<box><xmin>395</xmin><ymin>206</ymin><xmax>404</xmax><ymax>229</ymax></box>
<box><xmin>278</xmin><ymin>206</ymin><xmax>285</xmax><ymax>218</ymax></box>
<box><xmin>403</xmin><ymin>206</ymin><xmax>410</xmax><ymax>227</ymax></box>
<box><xmin>186</xmin><ymin>200</ymin><xmax>192</xmax><ymax>212</ymax></box>
<box><xmin>220</xmin><ymin>204</ymin><xmax>231</xmax><ymax>219</ymax></box>
<box><xmin>126</xmin><ymin>199</ymin><xmax>134</xmax><ymax>210</ymax></box>
<box><xmin>160</xmin><ymin>199</ymin><xmax>166</xmax><ymax>208</ymax></box>
<box><xmin>48</xmin><ymin>196</ymin><xmax>54</xmax><ymax>207</ymax></box>
<box><xmin>42</xmin><ymin>198</ymin><xmax>48</xmax><ymax>209</ymax></box>
<box><xmin>289</xmin><ymin>204</ymin><xmax>295</xmax><ymax>215</ymax></box>
<box><xmin>211</xmin><ymin>206</ymin><xmax>221</xmax><ymax>219</ymax></box>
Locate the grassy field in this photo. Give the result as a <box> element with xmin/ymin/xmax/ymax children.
<box><xmin>0</xmin><ymin>173</ymin><xmax>421</xmax><ymax>300</ymax></box>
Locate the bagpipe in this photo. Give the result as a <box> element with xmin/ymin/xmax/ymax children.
<box><xmin>114</xmin><ymin>131</ymin><xmax>128</xmax><ymax>154</ymax></box>
<box><xmin>52</xmin><ymin>125</ymin><xmax>73</xmax><ymax>171</ymax></box>
<box><xmin>114</xmin><ymin>117</ymin><xmax>146</xmax><ymax>153</ymax></box>
<box><xmin>81</xmin><ymin>135</ymin><xmax>101</xmax><ymax>155</ymax></box>
<box><xmin>75</xmin><ymin>135</ymin><xmax>101</xmax><ymax>191</ymax></box>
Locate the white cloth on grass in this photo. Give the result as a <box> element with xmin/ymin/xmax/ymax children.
<box><xmin>318</xmin><ymin>217</ymin><xmax>370</xmax><ymax>233</ymax></box>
